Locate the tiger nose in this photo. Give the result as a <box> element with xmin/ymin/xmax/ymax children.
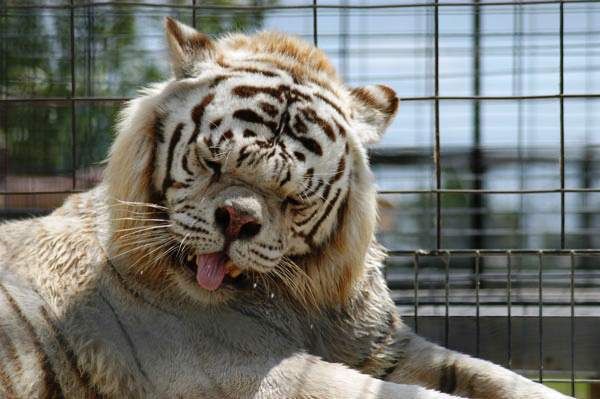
<box><xmin>214</xmin><ymin>205</ymin><xmax>262</xmax><ymax>241</ymax></box>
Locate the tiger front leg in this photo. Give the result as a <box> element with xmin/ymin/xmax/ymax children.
<box><xmin>384</xmin><ymin>333</ymin><xmax>572</xmax><ymax>399</ymax></box>
<box><xmin>252</xmin><ymin>353</ymin><xmax>466</xmax><ymax>399</ymax></box>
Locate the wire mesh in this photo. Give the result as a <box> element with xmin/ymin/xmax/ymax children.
<box><xmin>1</xmin><ymin>1</ymin><xmax>600</xmax><ymax>397</ymax></box>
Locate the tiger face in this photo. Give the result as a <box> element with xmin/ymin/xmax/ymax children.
<box><xmin>107</xmin><ymin>18</ymin><xmax>398</xmax><ymax>303</ymax></box>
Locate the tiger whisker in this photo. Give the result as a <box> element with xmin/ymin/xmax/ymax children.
<box><xmin>113</xmin><ymin>237</ymin><xmax>173</xmax><ymax>258</ymax></box>
<box><xmin>128</xmin><ymin>238</ymin><xmax>178</xmax><ymax>271</ymax></box>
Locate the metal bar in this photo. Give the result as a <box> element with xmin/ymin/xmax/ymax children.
<box><xmin>5</xmin><ymin>187</ymin><xmax>600</xmax><ymax>196</ymax></box>
<box><xmin>379</xmin><ymin>188</ymin><xmax>600</xmax><ymax>194</ymax></box>
<box><xmin>312</xmin><ymin>0</ymin><xmax>318</xmax><ymax>47</ymax></box>
<box><xmin>507</xmin><ymin>251</ymin><xmax>512</xmax><ymax>369</ymax></box>
<box><xmin>0</xmin><ymin>97</ymin><xmax>129</xmax><ymax>103</ymax></box>
<box><xmin>70</xmin><ymin>0</ymin><xmax>76</xmax><ymax>190</ymax></box>
<box><xmin>559</xmin><ymin>0</ymin><xmax>566</xmax><ymax>250</ymax></box>
<box><xmin>475</xmin><ymin>251</ymin><xmax>481</xmax><ymax>357</ymax></box>
<box><xmin>400</xmin><ymin>93</ymin><xmax>600</xmax><ymax>101</ymax></box>
<box><xmin>192</xmin><ymin>0</ymin><xmax>196</xmax><ymax>29</ymax></box>
<box><xmin>443</xmin><ymin>251</ymin><xmax>450</xmax><ymax>347</ymax></box>
<box><xmin>3</xmin><ymin>0</ymin><xmax>598</xmax><ymax>11</ymax></box>
<box><xmin>434</xmin><ymin>0</ymin><xmax>442</xmax><ymax>250</ymax></box>
<box><xmin>5</xmin><ymin>93</ymin><xmax>600</xmax><ymax>104</ymax></box>
<box><xmin>538</xmin><ymin>252</ymin><xmax>544</xmax><ymax>383</ymax></box>
<box><xmin>471</xmin><ymin>0</ymin><xmax>484</xmax><ymax>257</ymax></box>
<box><xmin>570</xmin><ymin>251</ymin><xmax>576</xmax><ymax>396</ymax></box>
<box><xmin>388</xmin><ymin>249</ymin><xmax>600</xmax><ymax>256</ymax></box>
<box><xmin>339</xmin><ymin>0</ymin><xmax>349</xmax><ymax>79</ymax></box>
<box><xmin>413</xmin><ymin>253</ymin><xmax>420</xmax><ymax>334</ymax></box>
<box><xmin>0</xmin><ymin>190</ymin><xmax>85</xmax><ymax>196</ymax></box>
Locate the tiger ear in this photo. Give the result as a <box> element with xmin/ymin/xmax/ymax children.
<box><xmin>349</xmin><ymin>85</ymin><xmax>399</xmax><ymax>145</ymax></box>
<box><xmin>165</xmin><ymin>17</ymin><xmax>216</xmax><ymax>79</ymax></box>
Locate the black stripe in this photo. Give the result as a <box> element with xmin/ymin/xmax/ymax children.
<box><xmin>229</xmin><ymin>67</ymin><xmax>279</xmax><ymax>78</ymax></box>
<box><xmin>162</xmin><ymin>123</ymin><xmax>185</xmax><ymax>194</ymax></box>
<box><xmin>293</xmin><ymin>115</ymin><xmax>308</xmax><ymax>135</ymax></box>
<box><xmin>284</xmin><ymin>129</ymin><xmax>322</xmax><ymax>156</ymax></box>
<box><xmin>0</xmin><ymin>283</ymin><xmax>64</xmax><ymax>399</ymax></box>
<box><xmin>233</xmin><ymin>109</ymin><xmax>278</xmax><ymax>133</ymax></box>
<box><xmin>98</xmin><ymin>294</ymin><xmax>150</xmax><ymax>384</ymax></box>
<box><xmin>39</xmin><ymin>307</ymin><xmax>102</xmax><ymax>398</ymax></box>
<box><xmin>304</xmin><ymin>189</ymin><xmax>345</xmax><ymax>248</ymax></box>
<box><xmin>187</xmin><ymin>94</ymin><xmax>215</xmax><ymax>145</ymax></box>
<box><xmin>243</xmin><ymin>129</ymin><xmax>257</xmax><ymax>138</ymax></box>
<box><xmin>181</xmin><ymin>152</ymin><xmax>194</xmax><ymax>176</ymax></box>
<box><xmin>300</xmin><ymin>178</ymin><xmax>323</xmax><ymax>200</ymax></box>
<box><xmin>296</xmin><ymin>207</ymin><xmax>320</xmax><ymax>227</ymax></box>
<box><xmin>175</xmin><ymin>219</ymin><xmax>210</xmax><ymax>234</ymax></box>
<box><xmin>439</xmin><ymin>363</ymin><xmax>457</xmax><ymax>394</ymax></box>
<box><xmin>279</xmin><ymin>168</ymin><xmax>292</xmax><ymax>187</ymax></box>
<box><xmin>249</xmin><ymin>249</ymin><xmax>279</xmax><ymax>262</ymax></box>
<box><xmin>314</xmin><ymin>93</ymin><xmax>348</xmax><ymax>122</ymax></box>
<box><xmin>302</xmin><ymin>108</ymin><xmax>336</xmax><ymax>142</ymax></box>
<box><xmin>0</xmin><ymin>320</ymin><xmax>22</xmax><ymax>381</ymax></box>
<box><xmin>0</xmin><ymin>358</ymin><xmax>16</xmax><ymax>399</ymax></box>
<box><xmin>232</xmin><ymin>85</ymin><xmax>284</xmax><ymax>102</ymax></box>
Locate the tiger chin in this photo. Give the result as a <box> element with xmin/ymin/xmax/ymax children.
<box><xmin>0</xmin><ymin>18</ymin><xmax>570</xmax><ymax>399</ymax></box>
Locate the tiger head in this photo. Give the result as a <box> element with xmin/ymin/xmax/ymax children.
<box><xmin>105</xmin><ymin>18</ymin><xmax>398</xmax><ymax>307</ymax></box>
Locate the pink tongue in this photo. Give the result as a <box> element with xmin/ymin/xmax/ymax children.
<box><xmin>195</xmin><ymin>253</ymin><xmax>228</xmax><ymax>291</ymax></box>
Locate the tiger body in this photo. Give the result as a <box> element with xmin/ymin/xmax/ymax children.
<box><xmin>0</xmin><ymin>19</ymin><xmax>569</xmax><ymax>399</ymax></box>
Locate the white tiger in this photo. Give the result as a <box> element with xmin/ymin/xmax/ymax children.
<box><xmin>0</xmin><ymin>17</ymin><xmax>570</xmax><ymax>399</ymax></box>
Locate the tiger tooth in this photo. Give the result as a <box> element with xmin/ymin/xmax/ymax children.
<box><xmin>229</xmin><ymin>267</ymin><xmax>242</xmax><ymax>278</ymax></box>
<box><xmin>226</xmin><ymin>260</ymin><xmax>242</xmax><ymax>278</ymax></box>
<box><xmin>187</xmin><ymin>254</ymin><xmax>194</xmax><ymax>262</ymax></box>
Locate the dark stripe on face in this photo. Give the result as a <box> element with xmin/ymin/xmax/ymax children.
<box><xmin>300</xmin><ymin>177</ymin><xmax>324</xmax><ymax>200</ymax></box>
<box><xmin>182</xmin><ymin>151</ymin><xmax>194</xmax><ymax>176</ymax></box>
<box><xmin>236</xmin><ymin>145</ymin><xmax>252</xmax><ymax>168</ymax></box>
<box><xmin>302</xmin><ymin>108</ymin><xmax>336</xmax><ymax>141</ymax></box>
<box><xmin>250</xmin><ymin>249</ymin><xmax>279</xmax><ymax>262</ymax></box>
<box><xmin>210</xmin><ymin>118</ymin><xmax>222</xmax><ymax>130</ymax></box>
<box><xmin>335</xmin><ymin>121</ymin><xmax>347</xmax><ymax>138</ymax></box>
<box><xmin>304</xmin><ymin>188</ymin><xmax>345</xmax><ymax>247</ymax></box>
<box><xmin>206</xmin><ymin>160</ymin><xmax>222</xmax><ymax>184</ymax></box>
<box><xmin>233</xmin><ymin>109</ymin><xmax>278</xmax><ymax>133</ymax></box>
<box><xmin>260</xmin><ymin>102</ymin><xmax>279</xmax><ymax>118</ymax></box>
<box><xmin>279</xmin><ymin>168</ymin><xmax>292</xmax><ymax>187</ymax></box>
<box><xmin>229</xmin><ymin>67</ymin><xmax>279</xmax><ymax>78</ymax></box>
<box><xmin>243</xmin><ymin>129</ymin><xmax>257</xmax><ymax>138</ymax></box>
<box><xmin>209</xmin><ymin>75</ymin><xmax>232</xmax><ymax>88</ymax></box>
<box><xmin>232</xmin><ymin>85</ymin><xmax>284</xmax><ymax>102</ymax></box>
<box><xmin>289</xmin><ymin>88</ymin><xmax>312</xmax><ymax>102</ymax></box>
<box><xmin>293</xmin><ymin>151</ymin><xmax>305</xmax><ymax>162</ymax></box>
<box><xmin>315</xmin><ymin>93</ymin><xmax>347</xmax><ymax>122</ymax></box>
<box><xmin>284</xmin><ymin>129</ymin><xmax>322</xmax><ymax>156</ymax></box>
<box><xmin>296</xmin><ymin>207</ymin><xmax>320</xmax><ymax>227</ymax></box>
<box><xmin>333</xmin><ymin>156</ymin><xmax>346</xmax><ymax>183</ymax></box>
<box><xmin>39</xmin><ymin>306</ymin><xmax>100</xmax><ymax>397</ymax></box>
<box><xmin>187</xmin><ymin>94</ymin><xmax>215</xmax><ymax>145</ymax></box>
<box><xmin>175</xmin><ymin>220</ymin><xmax>210</xmax><ymax>234</ymax></box>
<box><xmin>162</xmin><ymin>123</ymin><xmax>185</xmax><ymax>194</ymax></box>
<box><xmin>153</xmin><ymin>115</ymin><xmax>165</xmax><ymax>143</ymax></box>
<box><xmin>0</xmin><ymin>283</ymin><xmax>64</xmax><ymax>399</ymax></box>
<box><xmin>293</xmin><ymin>115</ymin><xmax>308</xmax><ymax>135</ymax></box>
